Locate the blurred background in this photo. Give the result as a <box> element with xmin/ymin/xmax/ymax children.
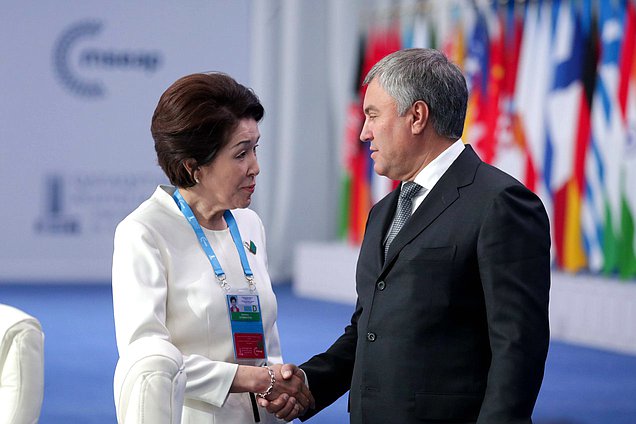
<box><xmin>1</xmin><ymin>0</ymin><xmax>635</xmax><ymax>422</ymax></box>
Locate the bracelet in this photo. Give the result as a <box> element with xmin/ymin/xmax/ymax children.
<box><xmin>256</xmin><ymin>366</ymin><xmax>276</xmax><ymax>399</ymax></box>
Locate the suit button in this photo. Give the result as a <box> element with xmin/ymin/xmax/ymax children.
<box><xmin>367</xmin><ymin>332</ymin><xmax>376</xmax><ymax>342</ymax></box>
<box><xmin>376</xmin><ymin>281</ymin><xmax>386</xmax><ymax>291</ymax></box>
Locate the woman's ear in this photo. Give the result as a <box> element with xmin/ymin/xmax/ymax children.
<box><xmin>183</xmin><ymin>159</ymin><xmax>198</xmax><ymax>183</ymax></box>
<box><xmin>411</xmin><ymin>100</ymin><xmax>429</xmax><ymax>135</ymax></box>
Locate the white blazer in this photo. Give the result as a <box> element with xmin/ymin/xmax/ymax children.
<box><xmin>112</xmin><ymin>185</ymin><xmax>285</xmax><ymax>423</ymax></box>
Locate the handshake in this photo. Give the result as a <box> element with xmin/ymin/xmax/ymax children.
<box><xmin>257</xmin><ymin>363</ymin><xmax>314</xmax><ymax>422</ymax></box>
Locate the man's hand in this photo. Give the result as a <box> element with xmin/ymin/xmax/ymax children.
<box><xmin>258</xmin><ymin>364</ymin><xmax>314</xmax><ymax>421</ymax></box>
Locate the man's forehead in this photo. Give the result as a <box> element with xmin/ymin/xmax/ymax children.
<box><xmin>363</xmin><ymin>81</ymin><xmax>396</xmax><ymax>110</ymax></box>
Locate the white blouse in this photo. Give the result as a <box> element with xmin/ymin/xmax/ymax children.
<box><xmin>112</xmin><ymin>185</ymin><xmax>285</xmax><ymax>423</ymax></box>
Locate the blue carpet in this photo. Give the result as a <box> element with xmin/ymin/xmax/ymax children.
<box><xmin>2</xmin><ymin>283</ymin><xmax>636</xmax><ymax>423</ymax></box>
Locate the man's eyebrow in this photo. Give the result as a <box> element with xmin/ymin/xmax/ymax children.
<box><xmin>364</xmin><ymin>106</ymin><xmax>378</xmax><ymax>114</ymax></box>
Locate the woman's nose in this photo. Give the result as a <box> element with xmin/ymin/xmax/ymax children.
<box><xmin>250</xmin><ymin>157</ymin><xmax>260</xmax><ymax>176</ymax></box>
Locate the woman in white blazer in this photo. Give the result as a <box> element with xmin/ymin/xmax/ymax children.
<box><xmin>112</xmin><ymin>73</ymin><xmax>312</xmax><ymax>423</ymax></box>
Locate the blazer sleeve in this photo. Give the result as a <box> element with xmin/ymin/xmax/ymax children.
<box><xmin>112</xmin><ymin>218</ymin><xmax>238</xmax><ymax>408</ymax></box>
<box><xmin>298</xmin><ymin>300</ymin><xmax>361</xmax><ymax>420</ymax></box>
<box><xmin>255</xmin><ymin>213</ymin><xmax>285</xmax><ymax>366</ymax></box>
<box><xmin>476</xmin><ymin>184</ymin><xmax>551</xmax><ymax>423</ymax></box>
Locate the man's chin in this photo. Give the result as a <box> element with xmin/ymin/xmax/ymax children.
<box><xmin>373</xmin><ymin>164</ymin><xmax>389</xmax><ymax>178</ymax></box>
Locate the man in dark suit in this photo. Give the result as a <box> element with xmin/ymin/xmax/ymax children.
<box><xmin>263</xmin><ymin>48</ymin><xmax>551</xmax><ymax>423</ymax></box>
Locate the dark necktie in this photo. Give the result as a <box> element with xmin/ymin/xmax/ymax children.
<box><xmin>384</xmin><ymin>181</ymin><xmax>422</xmax><ymax>257</ymax></box>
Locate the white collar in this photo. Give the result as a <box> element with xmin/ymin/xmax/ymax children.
<box><xmin>410</xmin><ymin>139</ymin><xmax>465</xmax><ymax>193</ymax></box>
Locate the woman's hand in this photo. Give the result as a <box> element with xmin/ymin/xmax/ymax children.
<box><xmin>258</xmin><ymin>363</ymin><xmax>314</xmax><ymax>421</ymax></box>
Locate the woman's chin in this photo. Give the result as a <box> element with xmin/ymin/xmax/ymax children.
<box><xmin>235</xmin><ymin>197</ymin><xmax>252</xmax><ymax>210</ymax></box>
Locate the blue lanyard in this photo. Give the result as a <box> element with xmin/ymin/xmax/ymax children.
<box><xmin>172</xmin><ymin>189</ymin><xmax>255</xmax><ymax>291</ymax></box>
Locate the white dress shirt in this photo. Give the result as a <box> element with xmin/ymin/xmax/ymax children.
<box><xmin>409</xmin><ymin>139</ymin><xmax>466</xmax><ymax>213</ymax></box>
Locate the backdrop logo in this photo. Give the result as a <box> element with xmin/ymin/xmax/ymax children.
<box><xmin>35</xmin><ymin>172</ymin><xmax>165</xmax><ymax>235</ymax></box>
<box><xmin>53</xmin><ymin>20</ymin><xmax>163</xmax><ymax>98</ymax></box>
<box><xmin>35</xmin><ymin>175</ymin><xmax>80</xmax><ymax>234</ymax></box>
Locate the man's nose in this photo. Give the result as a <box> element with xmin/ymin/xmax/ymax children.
<box><xmin>360</xmin><ymin>120</ymin><xmax>372</xmax><ymax>142</ymax></box>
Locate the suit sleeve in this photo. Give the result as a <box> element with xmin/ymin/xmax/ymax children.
<box><xmin>298</xmin><ymin>300</ymin><xmax>360</xmax><ymax>420</ymax></box>
<box><xmin>476</xmin><ymin>184</ymin><xmax>551</xmax><ymax>423</ymax></box>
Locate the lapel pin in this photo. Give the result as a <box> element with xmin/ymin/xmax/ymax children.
<box><xmin>244</xmin><ymin>240</ymin><xmax>257</xmax><ymax>255</ymax></box>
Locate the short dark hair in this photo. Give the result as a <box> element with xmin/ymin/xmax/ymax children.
<box><xmin>363</xmin><ymin>48</ymin><xmax>467</xmax><ymax>140</ymax></box>
<box><xmin>151</xmin><ymin>72</ymin><xmax>264</xmax><ymax>187</ymax></box>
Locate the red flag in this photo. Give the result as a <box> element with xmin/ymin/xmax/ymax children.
<box><xmin>345</xmin><ymin>23</ymin><xmax>402</xmax><ymax>244</ymax></box>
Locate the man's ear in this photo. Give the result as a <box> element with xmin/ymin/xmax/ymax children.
<box><xmin>410</xmin><ymin>100</ymin><xmax>429</xmax><ymax>135</ymax></box>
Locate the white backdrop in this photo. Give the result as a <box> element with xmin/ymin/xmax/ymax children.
<box><xmin>0</xmin><ymin>1</ymin><xmax>252</xmax><ymax>282</ymax></box>
<box><xmin>0</xmin><ymin>0</ymin><xmax>363</xmax><ymax>283</ymax></box>
<box><xmin>249</xmin><ymin>0</ymin><xmax>360</xmax><ymax>281</ymax></box>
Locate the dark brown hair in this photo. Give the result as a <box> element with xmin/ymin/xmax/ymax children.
<box><xmin>151</xmin><ymin>72</ymin><xmax>264</xmax><ymax>187</ymax></box>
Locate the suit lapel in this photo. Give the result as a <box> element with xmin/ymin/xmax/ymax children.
<box><xmin>381</xmin><ymin>146</ymin><xmax>482</xmax><ymax>273</ymax></box>
<box><xmin>362</xmin><ymin>188</ymin><xmax>400</xmax><ymax>271</ymax></box>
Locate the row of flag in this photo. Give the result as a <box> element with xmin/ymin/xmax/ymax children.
<box><xmin>339</xmin><ymin>0</ymin><xmax>636</xmax><ymax>280</ymax></box>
